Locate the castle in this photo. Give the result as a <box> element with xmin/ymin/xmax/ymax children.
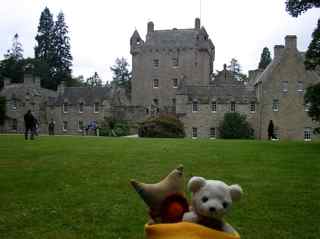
<box><xmin>1</xmin><ymin>18</ymin><xmax>319</xmax><ymax>140</ymax></box>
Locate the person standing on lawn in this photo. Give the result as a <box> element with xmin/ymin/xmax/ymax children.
<box><xmin>24</xmin><ymin>110</ymin><xmax>35</xmax><ymax>140</ymax></box>
<box><xmin>268</xmin><ymin>120</ymin><xmax>274</xmax><ymax>140</ymax></box>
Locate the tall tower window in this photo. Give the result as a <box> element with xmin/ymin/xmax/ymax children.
<box><xmin>230</xmin><ymin>102</ymin><xmax>236</xmax><ymax>112</ymax></box>
<box><xmin>172</xmin><ymin>78</ymin><xmax>178</xmax><ymax>88</ymax></box>
<box><xmin>153</xmin><ymin>79</ymin><xmax>159</xmax><ymax>88</ymax></box>
<box><xmin>192</xmin><ymin>100</ymin><xmax>199</xmax><ymax>112</ymax></box>
<box><xmin>250</xmin><ymin>102</ymin><xmax>256</xmax><ymax>113</ymax></box>
<box><xmin>192</xmin><ymin>127</ymin><xmax>198</xmax><ymax>138</ymax></box>
<box><xmin>273</xmin><ymin>99</ymin><xmax>279</xmax><ymax>112</ymax></box>
<box><xmin>153</xmin><ymin>59</ymin><xmax>159</xmax><ymax>68</ymax></box>
<box><xmin>211</xmin><ymin>101</ymin><xmax>216</xmax><ymax>112</ymax></box>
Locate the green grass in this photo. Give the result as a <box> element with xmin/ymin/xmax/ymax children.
<box><xmin>0</xmin><ymin>135</ymin><xmax>319</xmax><ymax>239</ymax></box>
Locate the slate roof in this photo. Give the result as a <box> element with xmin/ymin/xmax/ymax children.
<box><xmin>56</xmin><ymin>87</ymin><xmax>112</xmax><ymax>105</ymax></box>
<box><xmin>0</xmin><ymin>83</ymin><xmax>56</xmax><ymax>99</ymax></box>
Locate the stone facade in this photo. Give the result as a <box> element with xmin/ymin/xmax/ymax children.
<box><xmin>1</xmin><ymin>19</ymin><xmax>319</xmax><ymax>140</ymax></box>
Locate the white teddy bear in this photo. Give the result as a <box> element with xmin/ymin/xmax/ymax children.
<box><xmin>183</xmin><ymin>176</ymin><xmax>243</xmax><ymax>233</ymax></box>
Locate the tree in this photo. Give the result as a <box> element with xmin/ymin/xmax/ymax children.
<box><xmin>110</xmin><ymin>57</ymin><xmax>132</xmax><ymax>93</ymax></box>
<box><xmin>286</xmin><ymin>0</ymin><xmax>320</xmax><ymax>17</ymax></box>
<box><xmin>304</xmin><ymin>83</ymin><xmax>320</xmax><ymax>133</ymax></box>
<box><xmin>305</xmin><ymin>19</ymin><xmax>320</xmax><ymax>70</ymax></box>
<box><xmin>52</xmin><ymin>11</ymin><xmax>73</xmax><ymax>85</ymax></box>
<box><xmin>35</xmin><ymin>7</ymin><xmax>55</xmax><ymax>89</ymax></box>
<box><xmin>5</xmin><ymin>33</ymin><xmax>24</xmax><ymax>61</ymax></box>
<box><xmin>85</xmin><ymin>72</ymin><xmax>102</xmax><ymax>87</ymax></box>
<box><xmin>258</xmin><ymin>47</ymin><xmax>272</xmax><ymax>70</ymax></box>
<box><xmin>219</xmin><ymin>112</ymin><xmax>253</xmax><ymax>139</ymax></box>
<box><xmin>227</xmin><ymin>58</ymin><xmax>248</xmax><ymax>82</ymax></box>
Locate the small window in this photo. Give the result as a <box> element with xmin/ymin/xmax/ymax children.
<box><xmin>282</xmin><ymin>81</ymin><xmax>288</xmax><ymax>93</ymax></box>
<box><xmin>192</xmin><ymin>100</ymin><xmax>198</xmax><ymax>112</ymax></box>
<box><xmin>172</xmin><ymin>78</ymin><xmax>178</xmax><ymax>88</ymax></box>
<box><xmin>305</xmin><ymin>102</ymin><xmax>311</xmax><ymax>112</ymax></box>
<box><xmin>230</xmin><ymin>102</ymin><xmax>236</xmax><ymax>112</ymax></box>
<box><xmin>192</xmin><ymin>127</ymin><xmax>198</xmax><ymax>138</ymax></box>
<box><xmin>94</xmin><ymin>102</ymin><xmax>99</xmax><ymax>113</ymax></box>
<box><xmin>153</xmin><ymin>98</ymin><xmax>159</xmax><ymax>106</ymax></box>
<box><xmin>273</xmin><ymin>99</ymin><xmax>279</xmax><ymax>112</ymax></box>
<box><xmin>79</xmin><ymin>102</ymin><xmax>84</xmax><ymax>113</ymax></box>
<box><xmin>211</xmin><ymin>101</ymin><xmax>216</xmax><ymax>112</ymax></box>
<box><xmin>250</xmin><ymin>102</ymin><xmax>256</xmax><ymax>113</ymax></box>
<box><xmin>297</xmin><ymin>81</ymin><xmax>304</xmax><ymax>92</ymax></box>
<box><xmin>63</xmin><ymin>102</ymin><xmax>68</xmax><ymax>113</ymax></box>
<box><xmin>78</xmin><ymin>120</ymin><xmax>84</xmax><ymax>131</ymax></box>
<box><xmin>153</xmin><ymin>79</ymin><xmax>159</xmax><ymax>88</ymax></box>
<box><xmin>153</xmin><ymin>59</ymin><xmax>159</xmax><ymax>68</ymax></box>
<box><xmin>12</xmin><ymin>119</ymin><xmax>17</xmax><ymax>130</ymax></box>
<box><xmin>172</xmin><ymin>58</ymin><xmax>179</xmax><ymax>67</ymax></box>
<box><xmin>12</xmin><ymin>99</ymin><xmax>17</xmax><ymax>110</ymax></box>
<box><xmin>63</xmin><ymin>121</ymin><xmax>68</xmax><ymax>131</ymax></box>
<box><xmin>304</xmin><ymin>128</ymin><xmax>312</xmax><ymax>141</ymax></box>
<box><xmin>210</xmin><ymin>128</ymin><xmax>216</xmax><ymax>139</ymax></box>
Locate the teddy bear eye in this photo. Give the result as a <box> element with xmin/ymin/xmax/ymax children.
<box><xmin>222</xmin><ymin>202</ymin><xmax>229</xmax><ymax>209</ymax></box>
<box><xmin>202</xmin><ymin>196</ymin><xmax>208</xmax><ymax>203</ymax></box>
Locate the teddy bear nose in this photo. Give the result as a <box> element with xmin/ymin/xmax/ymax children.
<box><xmin>209</xmin><ymin>207</ymin><xmax>216</xmax><ymax>213</ymax></box>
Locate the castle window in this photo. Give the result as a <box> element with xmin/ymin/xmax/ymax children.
<box><xmin>153</xmin><ymin>59</ymin><xmax>159</xmax><ymax>68</ymax></box>
<box><xmin>146</xmin><ymin>108</ymin><xmax>149</xmax><ymax>114</ymax></box>
<box><xmin>305</xmin><ymin>102</ymin><xmax>311</xmax><ymax>112</ymax></box>
<box><xmin>192</xmin><ymin>100</ymin><xmax>198</xmax><ymax>112</ymax></box>
<box><xmin>230</xmin><ymin>102</ymin><xmax>236</xmax><ymax>112</ymax></box>
<box><xmin>250</xmin><ymin>102</ymin><xmax>256</xmax><ymax>113</ymax></box>
<box><xmin>304</xmin><ymin>128</ymin><xmax>312</xmax><ymax>141</ymax></box>
<box><xmin>153</xmin><ymin>79</ymin><xmax>159</xmax><ymax>88</ymax></box>
<box><xmin>211</xmin><ymin>101</ymin><xmax>216</xmax><ymax>112</ymax></box>
<box><xmin>94</xmin><ymin>102</ymin><xmax>99</xmax><ymax>113</ymax></box>
<box><xmin>78</xmin><ymin>120</ymin><xmax>84</xmax><ymax>131</ymax></box>
<box><xmin>63</xmin><ymin>102</ymin><xmax>68</xmax><ymax>113</ymax></box>
<box><xmin>297</xmin><ymin>81</ymin><xmax>304</xmax><ymax>92</ymax></box>
<box><xmin>282</xmin><ymin>81</ymin><xmax>288</xmax><ymax>93</ymax></box>
<box><xmin>172</xmin><ymin>78</ymin><xmax>178</xmax><ymax>88</ymax></box>
<box><xmin>272</xmin><ymin>99</ymin><xmax>279</xmax><ymax>112</ymax></box>
<box><xmin>63</xmin><ymin>121</ymin><xmax>68</xmax><ymax>131</ymax></box>
<box><xmin>172</xmin><ymin>57</ymin><xmax>179</xmax><ymax>67</ymax></box>
<box><xmin>210</xmin><ymin>128</ymin><xmax>216</xmax><ymax>139</ymax></box>
<box><xmin>192</xmin><ymin>127</ymin><xmax>198</xmax><ymax>138</ymax></box>
<box><xmin>12</xmin><ymin>119</ymin><xmax>17</xmax><ymax>130</ymax></box>
<box><xmin>79</xmin><ymin>102</ymin><xmax>84</xmax><ymax>113</ymax></box>
<box><xmin>11</xmin><ymin>98</ymin><xmax>17</xmax><ymax>110</ymax></box>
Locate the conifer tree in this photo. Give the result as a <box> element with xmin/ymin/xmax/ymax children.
<box><xmin>258</xmin><ymin>47</ymin><xmax>272</xmax><ymax>70</ymax></box>
<box><xmin>52</xmin><ymin>11</ymin><xmax>73</xmax><ymax>85</ymax></box>
<box><xmin>305</xmin><ymin>19</ymin><xmax>320</xmax><ymax>70</ymax></box>
<box><xmin>110</xmin><ymin>58</ymin><xmax>132</xmax><ymax>93</ymax></box>
<box><xmin>85</xmin><ymin>72</ymin><xmax>102</xmax><ymax>87</ymax></box>
<box><xmin>286</xmin><ymin>0</ymin><xmax>320</xmax><ymax>17</ymax></box>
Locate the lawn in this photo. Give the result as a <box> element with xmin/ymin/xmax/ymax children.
<box><xmin>0</xmin><ymin>135</ymin><xmax>319</xmax><ymax>239</ymax></box>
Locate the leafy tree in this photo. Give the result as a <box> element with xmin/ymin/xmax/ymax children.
<box><xmin>219</xmin><ymin>112</ymin><xmax>253</xmax><ymax>139</ymax></box>
<box><xmin>52</xmin><ymin>11</ymin><xmax>73</xmax><ymax>85</ymax></box>
<box><xmin>227</xmin><ymin>58</ymin><xmax>248</xmax><ymax>82</ymax></box>
<box><xmin>0</xmin><ymin>97</ymin><xmax>6</xmax><ymax>126</ymax></box>
<box><xmin>85</xmin><ymin>72</ymin><xmax>102</xmax><ymax>87</ymax></box>
<box><xmin>110</xmin><ymin>57</ymin><xmax>132</xmax><ymax>93</ymax></box>
<box><xmin>258</xmin><ymin>47</ymin><xmax>272</xmax><ymax>70</ymax></box>
<box><xmin>305</xmin><ymin>19</ymin><xmax>320</xmax><ymax>70</ymax></box>
<box><xmin>35</xmin><ymin>7</ymin><xmax>55</xmax><ymax>89</ymax></box>
<box><xmin>286</xmin><ymin>0</ymin><xmax>320</xmax><ymax>17</ymax></box>
<box><xmin>304</xmin><ymin>83</ymin><xmax>320</xmax><ymax>133</ymax></box>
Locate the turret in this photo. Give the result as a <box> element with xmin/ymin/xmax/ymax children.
<box><xmin>130</xmin><ymin>30</ymin><xmax>144</xmax><ymax>55</ymax></box>
<box><xmin>195</xmin><ymin>18</ymin><xmax>200</xmax><ymax>29</ymax></box>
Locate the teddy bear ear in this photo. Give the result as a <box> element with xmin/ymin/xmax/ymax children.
<box><xmin>188</xmin><ymin>177</ymin><xmax>206</xmax><ymax>193</ymax></box>
<box><xmin>229</xmin><ymin>184</ymin><xmax>243</xmax><ymax>202</ymax></box>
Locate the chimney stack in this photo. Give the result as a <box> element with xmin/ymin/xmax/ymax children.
<box><xmin>274</xmin><ymin>45</ymin><xmax>285</xmax><ymax>59</ymax></box>
<box><xmin>195</xmin><ymin>18</ymin><xmax>200</xmax><ymax>29</ymax></box>
<box><xmin>285</xmin><ymin>35</ymin><xmax>297</xmax><ymax>50</ymax></box>
<box><xmin>147</xmin><ymin>21</ymin><xmax>154</xmax><ymax>33</ymax></box>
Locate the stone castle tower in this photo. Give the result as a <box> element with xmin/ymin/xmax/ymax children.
<box><xmin>130</xmin><ymin>18</ymin><xmax>215</xmax><ymax>111</ymax></box>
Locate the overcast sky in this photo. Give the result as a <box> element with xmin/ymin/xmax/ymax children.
<box><xmin>0</xmin><ymin>0</ymin><xmax>319</xmax><ymax>82</ymax></box>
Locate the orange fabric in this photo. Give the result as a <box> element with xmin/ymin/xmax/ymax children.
<box><xmin>145</xmin><ymin>222</ymin><xmax>240</xmax><ymax>239</ymax></box>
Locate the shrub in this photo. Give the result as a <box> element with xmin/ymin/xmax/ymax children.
<box><xmin>99</xmin><ymin>117</ymin><xmax>130</xmax><ymax>137</ymax></box>
<box><xmin>219</xmin><ymin>112</ymin><xmax>253</xmax><ymax>139</ymax></box>
<box><xmin>138</xmin><ymin>114</ymin><xmax>185</xmax><ymax>138</ymax></box>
